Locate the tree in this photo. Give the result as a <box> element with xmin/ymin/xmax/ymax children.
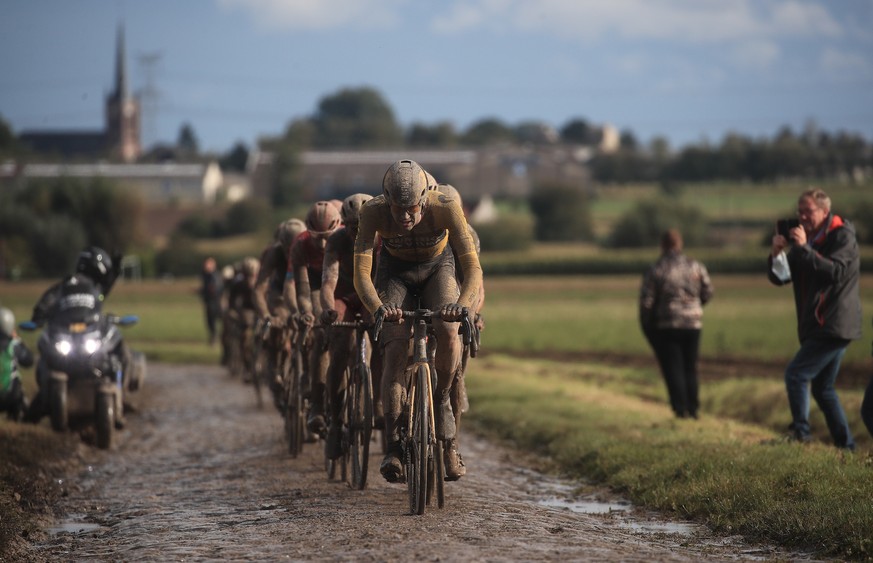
<box><xmin>607</xmin><ymin>198</ymin><xmax>706</xmax><ymax>248</ymax></box>
<box><xmin>528</xmin><ymin>182</ymin><xmax>594</xmax><ymax>241</ymax></box>
<box><xmin>560</xmin><ymin>118</ymin><xmax>594</xmax><ymax>144</ymax></box>
<box><xmin>312</xmin><ymin>86</ymin><xmax>402</xmax><ymax>148</ymax></box>
<box><xmin>406</xmin><ymin>121</ymin><xmax>458</xmax><ymax>147</ymax></box>
<box><xmin>461</xmin><ymin>118</ymin><xmax>514</xmax><ymax>146</ymax></box>
<box><xmin>513</xmin><ymin>121</ymin><xmax>558</xmax><ymax>145</ymax></box>
<box><xmin>177</xmin><ymin>123</ymin><xmax>200</xmax><ymax>157</ymax></box>
<box><xmin>220</xmin><ymin>142</ymin><xmax>250</xmax><ymax>172</ymax></box>
<box><xmin>0</xmin><ymin>113</ymin><xmax>17</xmax><ymax>157</ymax></box>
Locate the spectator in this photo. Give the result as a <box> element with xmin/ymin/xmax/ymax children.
<box><xmin>861</xmin><ymin>319</ymin><xmax>873</xmax><ymax>439</ymax></box>
<box><xmin>639</xmin><ymin>229</ymin><xmax>713</xmax><ymax>419</ymax></box>
<box><xmin>0</xmin><ymin>307</ymin><xmax>34</xmax><ymax>421</ymax></box>
<box><xmin>768</xmin><ymin>188</ymin><xmax>861</xmax><ymax>449</ymax></box>
<box><xmin>200</xmin><ymin>257</ymin><xmax>223</xmax><ymax>345</ymax></box>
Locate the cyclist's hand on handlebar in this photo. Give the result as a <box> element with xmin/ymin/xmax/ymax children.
<box><xmin>300</xmin><ymin>312</ymin><xmax>315</xmax><ymax>327</ymax></box>
<box><xmin>440</xmin><ymin>303</ymin><xmax>467</xmax><ymax>322</ymax></box>
<box><xmin>377</xmin><ymin>303</ymin><xmax>403</xmax><ymax>322</ymax></box>
<box><xmin>320</xmin><ymin>309</ymin><xmax>338</xmax><ymax>325</ymax></box>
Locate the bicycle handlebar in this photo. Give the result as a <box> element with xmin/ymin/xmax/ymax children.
<box><xmin>373</xmin><ymin>307</ymin><xmax>472</xmax><ymax>347</ymax></box>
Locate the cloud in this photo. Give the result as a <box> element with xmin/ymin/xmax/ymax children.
<box><xmin>432</xmin><ymin>0</ymin><xmax>843</xmax><ymax>43</ymax></box>
<box><xmin>729</xmin><ymin>40</ymin><xmax>781</xmax><ymax>70</ymax></box>
<box><xmin>818</xmin><ymin>46</ymin><xmax>872</xmax><ymax>76</ymax></box>
<box><xmin>216</xmin><ymin>0</ymin><xmax>407</xmax><ymax>30</ymax></box>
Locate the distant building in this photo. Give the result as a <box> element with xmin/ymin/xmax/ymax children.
<box><xmin>249</xmin><ymin>146</ymin><xmax>592</xmax><ymax>202</ymax></box>
<box><xmin>0</xmin><ymin>161</ymin><xmax>225</xmax><ymax>204</ymax></box>
<box><xmin>18</xmin><ymin>24</ymin><xmax>141</xmax><ymax>163</ymax></box>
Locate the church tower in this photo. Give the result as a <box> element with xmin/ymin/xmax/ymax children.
<box><xmin>105</xmin><ymin>24</ymin><xmax>141</xmax><ymax>162</ymax></box>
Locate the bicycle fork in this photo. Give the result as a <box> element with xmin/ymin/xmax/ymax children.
<box><xmin>406</xmin><ymin>319</ymin><xmax>436</xmax><ymax>446</ymax></box>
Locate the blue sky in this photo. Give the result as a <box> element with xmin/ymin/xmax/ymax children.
<box><xmin>1</xmin><ymin>0</ymin><xmax>871</xmax><ymax>154</ymax></box>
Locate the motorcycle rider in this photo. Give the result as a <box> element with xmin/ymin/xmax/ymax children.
<box><xmin>320</xmin><ymin>193</ymin><xmax>377</xmax><ymax>459</ymax></box>
<box><xmin>291</xmin><ymin>201</ymin><xmax>342</xmax><ymax>435</ymax></box>
<box><xmin>0</xmin><ymin>307</ymin><xmax>34</xmax><ymax>421</ymax></box>
<box><xmin>354</xmin><ymin>160</ymin><xmax>483</xmax><ymax>482</ymax></box>
<box><xmin>25</xmin><ymin>246</ymin><xmax>128</xmax><ymax>424</ymax></box>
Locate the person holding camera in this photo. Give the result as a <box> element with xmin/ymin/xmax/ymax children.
<box><xmin>768</xmin><ymin>188</ymin><xmax>861</xmax><ymax>449</ymax></box>
<box><xmin>639</xmin><ymin>229</ymin><xmax>713</xmax><ymax>419</ymax></box>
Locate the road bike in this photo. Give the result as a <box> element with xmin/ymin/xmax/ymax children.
<box><xmin>284</xmin><ymin>321</ymin><xmax>310</xmax><ymax>458</ymax></box>
<box><xmin>375</xmin><ymin>307</ymin><xmax>473</xmax><ymax>515</ymax></box>
<box><xmin>329</xmin><ymin>313</ymin><xmax>375</xmax><ymax>490</ymax></box>
<box><xmin>253</xmin><ymin>318</ymin><xmax>291</xmax><ymax>411</ymax></box>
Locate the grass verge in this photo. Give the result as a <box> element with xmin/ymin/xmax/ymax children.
<box><xmin>466</xmin><ymin>354</ymin><xmax>873</xmax><ymax>560</ymax></box>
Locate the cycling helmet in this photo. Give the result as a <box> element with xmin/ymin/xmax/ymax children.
<box><xmin>242</xmin><ymin>257</ymin><xmax>259</xmax><ymax>278</ymax></box>
<box><xmin>329</xmin><ymin>199</ymin><xmax>343</xmax><ymax>212</ymax></box>
<box><xmin>276</xmin><ymin>218</ymin><xmax>306</xmax><ymax>251</ymax></box>
<box><xmin>424</xmin><ymin>170</ymin><xmax>438</xmax><ymax>189</ymax></box>
<box><xmin>305</xmin><ymin>201</ymin><xmax>342</xmax><ymax>235</ymax></box>
<box><xmin>382</xmin><ymin>160</ymin><xmax>428</xmax><ymax>208</ymax></box>
<box><xmin>76</xmin><ymin>246</ymin><xmax>113</xmax><ymax>289</ymax></box>
<box><xmin>340</xmin><ymin>193</ymin><xmax>373</xmax><ymax>225</ymax></box>
<box><xmin>0</xmin><ymin>307</ymin><xmax>14</xmax><ymax>338</ymax></box>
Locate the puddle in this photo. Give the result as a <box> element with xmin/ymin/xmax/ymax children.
<box><xmin>619</xmin><ymin>520</ymin><xmax>698</xmax><ymax>536</ymax></box>
<box><xmin>48</xmin><ymin>520</ymin><xmax>103</xmax><ymax>535</ymax></box>
<box><xmin>538</xmin><ymin>496</ymin><xmax>632</xmax><ymax>514</ymax></box>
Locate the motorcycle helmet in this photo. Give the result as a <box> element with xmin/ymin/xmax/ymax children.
<box><xmin>305</xmin><ymin>201</ymin><xmax>342</xmax><ymax>235</ymax></box>
<box><xmin>276</xmin><ymin>218</ymin><xmax>306</xmax><ymax>252</ymax></box>
<box><xmin>76</xmin><ymin>246</ymin><xmax>113</xmax><ymax>289</ymax></box>
<box><xmin>383</xmin><ymin>160</ymin><xmax>428</xmax><ymax>208</ymax></box>
<box><xmin>0</xmin><ymin>307</ymin><xmax>14</xmax><ymax>338</ymax></box>
<box><xmin>340</xmin><ymin>193</ymin><xmax>373</xmax><ymax>226</ymax></box>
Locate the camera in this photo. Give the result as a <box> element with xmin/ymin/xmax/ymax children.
<box><xmin>777</xmin><ymin>218</ymin><xmax>800</xmax><ymax>238</ymax></box>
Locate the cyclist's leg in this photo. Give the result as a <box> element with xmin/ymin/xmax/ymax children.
<box><xmin>375</xmin><ymin>263</ymin><xmax>414</xmax><ymax>482</ymax></box>
<box><xmin>325</xmin><ymin>299</ymin><xmax>352</xmax><ymax>459</ymax></box>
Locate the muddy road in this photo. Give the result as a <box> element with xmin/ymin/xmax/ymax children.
<box><xmin>28</xmin><ymin>363</ymin><xmax>805</xmax><ymax>562</ymax></box>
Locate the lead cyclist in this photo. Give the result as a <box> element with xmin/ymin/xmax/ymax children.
<box><xmin>353</xmin><ymin>160</ymin><xmax>483</xmax><ymax>483</ymax></box>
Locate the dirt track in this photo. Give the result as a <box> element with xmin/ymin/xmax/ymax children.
<box><xmin>24</xmin><ymin>363</ymin><xmax>811</xmax><ymax>562</ymax></box>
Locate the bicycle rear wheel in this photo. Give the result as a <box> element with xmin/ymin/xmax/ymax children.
<box><xmin>349</xmin><ymin>362</ymin><xmax>373</xmax><ymax>490</ymax></box>
<box><xmin>406</xmin><ymin>364</ymin><xmax>430</xmax><ymax>515</ymax></box>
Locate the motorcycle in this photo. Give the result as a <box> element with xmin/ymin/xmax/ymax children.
<box><xmin>19</xmin><ymin>312</ymin><xmax>146</xmax><ymax>449</ymax></box>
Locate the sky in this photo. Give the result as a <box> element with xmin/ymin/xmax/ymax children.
<box><xmin>1</xmin><ymin>0</ymin><xmax>871</xmax><ymax>154</ymax></box>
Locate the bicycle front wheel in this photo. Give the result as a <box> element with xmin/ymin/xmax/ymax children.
<box><xmin>349</xmin><ymin>362</ymin><xmax>373</xmax><ymax>490</ymax></box>
<box><xmin>285</xmin><ymin>354</ymin><xmax>305</xmax><ymax>457</ymax></box>
<box><xmin>406</xmin><ymin>364</ymin><xmax>430</xmax><ymax>515</ymax></box>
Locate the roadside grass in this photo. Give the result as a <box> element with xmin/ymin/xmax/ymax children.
<box><xmin>466</xmin><ymin>354</ymin><xmax>873</xmax><ymax>560</ymax></box>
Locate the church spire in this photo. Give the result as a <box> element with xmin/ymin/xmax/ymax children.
<box><xmin>114</xmin><ymin>23</ymin><xmax>128</xmax><ymax>101</ymax></box>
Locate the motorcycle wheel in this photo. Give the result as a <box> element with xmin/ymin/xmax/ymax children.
<box><xmin>49</xmin><ymin>373</ymin><xmax>68</xmax><ymax>432</ymax></box>
<box><xmin>95</xmin><ymin>389</ymin><xmax>115</xmax><ymax>449</ymax></box>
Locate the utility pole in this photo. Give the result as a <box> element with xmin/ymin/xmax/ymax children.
<box><xmin>137</xmin><ymin>52</ymin><xmax>162</xmax><ymax>149</ymax></box>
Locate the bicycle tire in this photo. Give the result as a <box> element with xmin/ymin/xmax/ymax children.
<box><xmin>285</xmin><ymin>353</ymin><xmax>305</xmax><ymax>457</ymax></box>
<box><xmin>407</xmin><ymin>364</ymin><xmax>430</xmax><ymax>515</ymax></box>
<box><xmin>431</xmin><ymin>362</ymin><xmax>445</xmax><ymax>509</ymax></box>
<box><xmin>349</xmin><ymin>362</ymin><xmax>373</xmax><ymax>490</ymax></box>
<box><xmin>252</xmin><ymin>331</ymin><xmax>266</xmax><ymax>409</ymax></box>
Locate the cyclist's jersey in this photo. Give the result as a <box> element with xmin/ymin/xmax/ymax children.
<box><xmin>289</xmin><ymin>231</ymin><xmax>326</xmax><ymax>291</ymax></box>
<box><xmin>354</xmin><ymin>190</ymin><xmax>482</xmax><ymax>314</ymax></box>
<box><xmin>254</xmin><ymin>242</ymin><xmax>288</xmax><ymax>317</ymax></box>
<box><xmin>324</xmin><ymin>227</ymin><xmax>357</xmax><ymax>299</ymax></box>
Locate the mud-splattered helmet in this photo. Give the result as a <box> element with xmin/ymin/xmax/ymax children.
<box><xmin>305</xmin><ymin>201</ymin><xmax>342</xmax><ymax>235</ymax></box>
<box><xmin>340</xmin><ymin>193</ymin><xmax>373</xmax><ymax>226</ymax></box>
<box><xmin>382</xmin><ymin>160</ymin><xmax>428</xmax><ymax>208</ymax></box>
<box><xmin>276</xmin><ymin>218</ymin><xmax>306</xmax><ymax>252</ymax></box>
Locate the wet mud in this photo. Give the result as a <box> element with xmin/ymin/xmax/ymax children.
<box><xmin>29</xmin><ymin>363</ymin><xmax>811</xmax><ymax>561</ymax></box>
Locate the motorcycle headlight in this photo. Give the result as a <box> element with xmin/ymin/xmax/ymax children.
<box><xmin>55</xmin><ymin>340</ymin><xmax>73</xmax><ymax>356</ymax></box>
<box><xmin>84</xmin><ymin>338</ymin><xmax>101</xmax><ymax>354</ymax></box>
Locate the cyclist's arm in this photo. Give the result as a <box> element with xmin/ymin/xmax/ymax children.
<box><xmin>320</xmin><ymin>241</ymin><xmax>339</xmax><ymax>313</ymax></box>
<box><xmin>353</xmin><ymin>206</ymin><xmax>382</xmax><ymax>315</ymax></box>
<box><xmin>446</xmin><ymin>210</ymin><xmax>483</xmax><ymax>310</ymax></box>
<box><xmin>294</xmin><ymin>261</ymin><xmax>313</xmax><ymax>317</ymax></box>
<box><xmin>252</xmin><ymin>247</ymin><xmax>274</xmax><ymax>319</ymax></box>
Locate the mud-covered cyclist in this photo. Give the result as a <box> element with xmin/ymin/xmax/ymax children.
<box><xmin>353</xmin><ymin>160</ymin><xmax>483</xmax><ymax>483</ymax></box>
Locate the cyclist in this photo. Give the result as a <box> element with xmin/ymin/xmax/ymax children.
<box><xmin>226</xmin><ymin>257</ymin><xmax>260</xmax><ymax>381</ymax></box>
<box><xmin>354</xmin><ymin>159</ymin><xmax>483</xmax><ymax>483</ymax></box>
<box><xmin>291</xmin><ymin>201</ymin><xmax>342</xmax><ymax>435</ymax></box>
<box><xmin>320</xmin><ymin>193</ymin><xmax>377</xmax><ymax>459</ymax></box>
<box><xmin>254</xmin><ymin>218</ymin><xmax>306</xmax><ymax>409</ymax></box>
